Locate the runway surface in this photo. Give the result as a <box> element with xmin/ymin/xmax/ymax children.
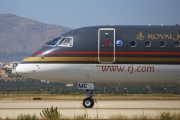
<box><xmin>0</xmin><ymin>100</ymin><xmax>180</xmax><ymax>119</ymax></box>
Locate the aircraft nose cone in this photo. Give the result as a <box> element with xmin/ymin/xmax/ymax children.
<box><xmin>16</xmin><ymin>64</ymin><xmax>27</xmax><ymax>76</ymax></box>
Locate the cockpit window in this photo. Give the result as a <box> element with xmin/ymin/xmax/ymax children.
<box><xmin>59</xmin><ymin>37</ymin><xmax>73</xmax><ymax>47</ymax></box>
<box><xmin>46</xmin><ymin>37</ymin><xmax>61</xmax><ymax>46</ymax></box>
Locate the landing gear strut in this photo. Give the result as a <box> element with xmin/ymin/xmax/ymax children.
<box><xmin>83</xmin><ymin>89</ymin><xmax>95</xmax><ymax>108</ymax></box>
<box><xmin>78</xmin><ymin>83</ymin><xmax>95</xmax><ymax>108</ymax></box>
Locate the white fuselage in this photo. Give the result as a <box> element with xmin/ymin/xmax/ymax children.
<box><xmin>16</xmin><ymin>63</ymin><xmax>180</xmax><ymax>85</ymax></box>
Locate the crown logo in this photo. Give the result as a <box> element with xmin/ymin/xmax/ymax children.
<box><xmin>136</xmin><ymin>31</ymin><xmax>144</xmax><ymax>40</ymax></box>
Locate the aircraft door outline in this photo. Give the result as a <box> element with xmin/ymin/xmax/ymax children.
<box><xmin>98</xmin><ymin>28</ymin><xmax>115</xmax><ymax>63</ymax></box>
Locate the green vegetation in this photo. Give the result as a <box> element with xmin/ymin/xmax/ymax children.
<box><xmin>0</xmin><ymin>79</ymin><xmax>180</xmax><ymax>101</ymax></box>
<box><xmin>0</xmin><ymin>79</ymin><xmax>180</xmax><ymax>95</ymax></box>
<box><xmin>0</xmin><ymin>108</ymin><xmax>180</xmax><ymax>120</ymax></box>
<box><xmin>160</xmin><ymin>111</ymin><xmax>180</xmax><ymax>120</ymax></box>
<box><xmin>40</xmin><ymin>107</ymin><xmax>62</xmax><ymax>120</ymax></box>
<box><xmin>16</xmin><ymin>114</ymin><xmax>38</xmax><ymax>120</ymax></box>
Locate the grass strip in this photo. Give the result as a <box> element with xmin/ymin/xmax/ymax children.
<box><xmin>0</xmin><ymin>94</ymin><xmax>180</xmax><ymax>100</ymax></box>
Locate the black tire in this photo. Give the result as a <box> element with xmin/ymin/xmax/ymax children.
<box><xmin>83</xmin><ymin>98</ymin><xmax>94</xmax><ymax>108</ymax></box>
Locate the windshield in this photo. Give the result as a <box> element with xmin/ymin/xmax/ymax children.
<box><xmin>46</xmin><ymin>37</ymin><xmax>61</xmax><ymax>46</ymax></box>
<box><xmin>59</xmin><ymin>37</ymin><xmax>73</xmax><ymax>47</ymax></box>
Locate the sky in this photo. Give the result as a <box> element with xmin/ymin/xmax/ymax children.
<box><xmin>0</xmin><ymin>0</ymin><xmax>180</xmax><ymax>28</ymax></box>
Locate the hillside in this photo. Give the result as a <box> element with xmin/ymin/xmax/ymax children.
<box><xmin>0</xmin><ymin>14</ymin><xmax>72</xmax><ymax>62</ymax></box>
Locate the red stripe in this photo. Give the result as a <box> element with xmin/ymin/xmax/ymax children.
<box><xmin>116</xmin><ymin>52</ymin><xmax>180</xmax><ymax>55</ymax></box>
<box><xmin>51</xmin><ymin>51</ymin><xmax>98</xmax><ymax>54</ymax></box>
<box><xmin>33</xmin><ymin>52</ymin><xmax>43</xmax><ymax>54</ymax></box>
<box><xmin>33</xmin><ymin>51</ymin><xmax>180</xmax><ymax>55</ymax></box>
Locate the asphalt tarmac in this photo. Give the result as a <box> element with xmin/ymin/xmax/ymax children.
<box><xmin>0</xmin><ymin>100</ymin><xmax>180</xmax><ymax>119</ymax></box>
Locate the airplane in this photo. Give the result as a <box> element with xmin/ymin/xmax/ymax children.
<box><xmin>16</xmin><ymin>25</ymin><xmax>180</xmax><ymax>108</ymax></box>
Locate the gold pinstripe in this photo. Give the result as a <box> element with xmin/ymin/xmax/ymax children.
<box><xmin>23</xmin><ymin>57</ymin><xmax>180</xmax><ymax>63</ymax></box>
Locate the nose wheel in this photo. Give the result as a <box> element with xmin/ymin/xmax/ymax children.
<box><xmin>83</xmin><ymin>89</ymin><xmax>95</xmax><ymax>108</ymax></box>
<box><xmin>83</xmin><ymin>97</ymin><xmax>94</xmax><ymax>108</ymax></box>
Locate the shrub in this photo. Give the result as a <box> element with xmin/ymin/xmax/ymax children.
<box><xmin>160</xmin><ymin>111</ymin><xmax>180</xmax><ymax>120</ymax></box>
<box><xmin>16</xmin><ymin>114</ymin><xmax>38</xmax><ymax>120</ymax></box>
<box><xmin>160</xmin><ymin>111</ymin><xmax>172</xmax><ymax>120</ymax></box>
<box><xmin>74</xmin><ymin>114</ymin><xmax>87</xmax><ymax>120</ymax></box>
<box><xmin>40</xmin><ymin>106</ymin><xmax>62</xmax><ymax>120</ymax></box>
<box><xmin>108</xmin><ymin>115</ymin><xmax>129</xmax><ymax>120</ymax></box>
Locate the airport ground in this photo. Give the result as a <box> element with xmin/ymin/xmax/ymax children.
<box><xmin>0</xmin><ymin>94</ymin><xmax>180</xmax><ymax>119</ymax></box>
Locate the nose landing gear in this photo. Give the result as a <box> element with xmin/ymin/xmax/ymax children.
<box><xmin>78</xmin><ymin>83</ymin><xmax>95</xmax><ymax>108</ymax></box>
<box><xmin>83</xmin><ymin>89</ymin><xmax>95</xmax><ymax>108</ymax></box>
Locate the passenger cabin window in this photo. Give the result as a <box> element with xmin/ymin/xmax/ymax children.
<box><xmin>130</xmin><ymin>41</ymin><xmax>137</xmax><ymax>47</ymax></box>
<box><xmin>59</xmin><ymin>37</ymin><xmax>73</xmax><ymax>47</ymax></box>
<box><xmin>46</xmin><ymin>37</ymin><xmax>61</xmax><ymax>46</ymax></box>
<box><xmin>160</xmin><ymin>41</ymin><xmax>166</xmax><ymax>47</ymax></box>
<box><xmin>174</xmin><ymin>41</ymin><xmax>180</xmax><ymax>47</ymax></box>
<box><xmin>145</xmin><ymin>41</ymin><xmax>151</xmax><ymax>47</ymax></box>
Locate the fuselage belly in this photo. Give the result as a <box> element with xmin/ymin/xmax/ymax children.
<box><xmin>16</xmin><ymin>64</ymin><xmax>180</xmax><ymax>85</ymax></box>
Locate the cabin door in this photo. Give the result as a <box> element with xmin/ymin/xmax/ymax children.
<box><xmin>98</xmin><ymin>28</ymin><xmax>115</xmax><ymax>63</ymax></box>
